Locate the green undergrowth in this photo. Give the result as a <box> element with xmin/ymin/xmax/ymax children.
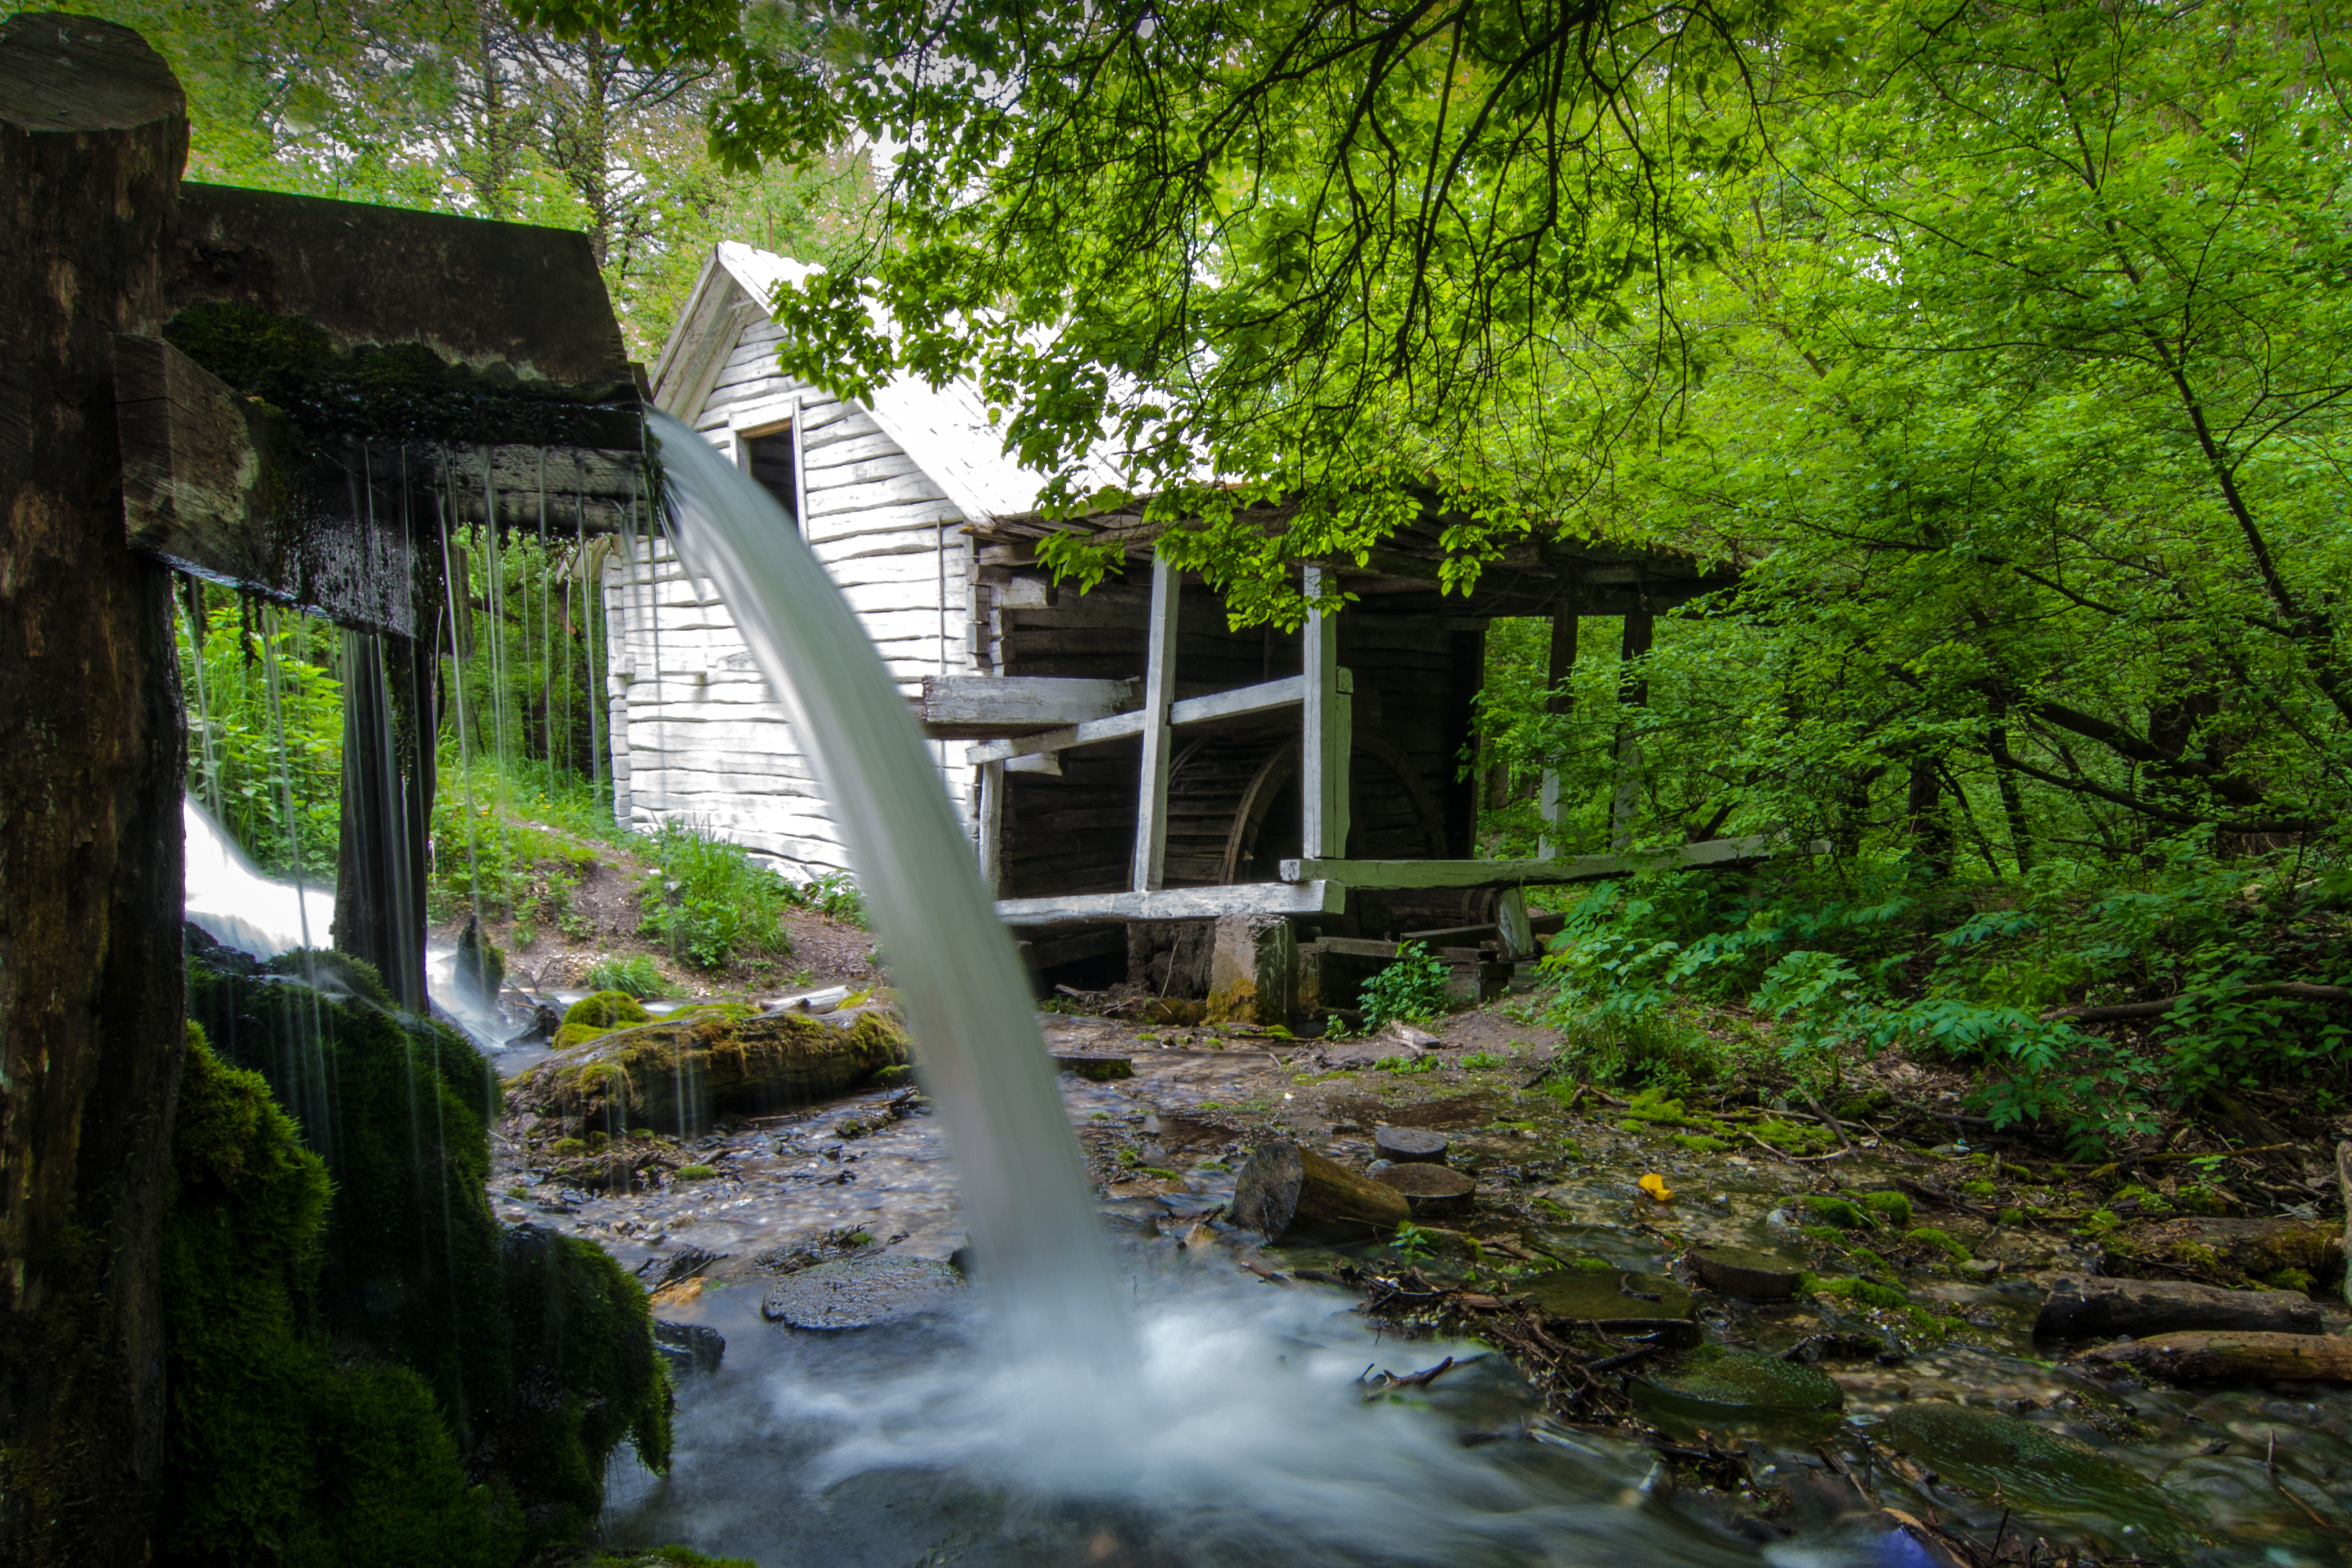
<box><xmin>181</xmin><ymin>934</ymin><xmax>669</xmax><ymax>1561</ymax></box>
<box><xmin>638</xmin><ymin>817</ymin><xmax>814</xmax><ymax>969</ymax></box>
<box><xmin>1534</xmin><ymin>846</ymin><xmax>2352</xmax><ymax>1155</ymax></box>
<box><xmin>431</xmin><ymin>755</ymin><xmax>622</xmax><ymax>943</ymax></box>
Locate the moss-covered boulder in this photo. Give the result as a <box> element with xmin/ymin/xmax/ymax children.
<box><xmin>1633</xmin><ymin>1346</ymin><xmax>1843</xmax><ymax>1428</ymax></box>
<box><xmin>565</xmin><ymin>989</ymin><xmax>653</xmax><ymax>1029</ymax></box>
<box><xmin>184</xmin><ymin>938</ymin><xmax>670</xmax><ymax>1559</ymax></box>
<box><xmin>510</xmin><ymin>1007</ymin><xmax>912</xmax><ymax>1134</ymax></box>
<box><xmin>1878</xmin><ymin>1402</ymin><xmax>2192</xmax><ymax>1547</ymax></box>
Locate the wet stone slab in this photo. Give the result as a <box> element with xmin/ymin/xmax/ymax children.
<box><xmin>759</xmin><ymin>1255</ymin><xmax>967</xmax><ymax>1330</ymax></box>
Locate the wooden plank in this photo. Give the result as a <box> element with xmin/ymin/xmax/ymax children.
<box><xmin>967</xmin><ymin>709</ymin><xmax>1149</xmax><ymax>764</ymax></box>
<box><xmin>1301</xmin><ymin>564</ymin><xmax>1350</xmax><ymax>858</ymax></box>
<box><xmin>1494</xmin><ymin>886</ymin><xmax>1536</xmax><ymax>959</ymax></box>
<box><xmin>114</xmin><ymin>334</ymin><xmax>423</xmax><ymax>636</ymax></box>
<box><xmin>1278</xmin><ymin>835</ymin><xmax>1824</xmax><ymax>888</ymax></box>
<box><xmin>921</xmin><ymin>674</ymin><xmax>1135</xmax><ymax>735</ymax></box>
<box><xmin>976</xmin><ymin>759</ymin><xmax>1005</xmax><ymax>893</ymax></box>
<box><xmin>1132</xmin><ymin>552</ymin><xmax>1181</xmax><ymax>891</ymax></box>
<box><xmin>1169</xmin><ymin>674</ymin><xmax>1305</xmax><ymax>726</ymax></box>
<box><xmin>1005</xmin><ymin>750</ymin><xmax>1062</xmax><ymax>775</ymax></box>
<box><xmin>996</xmin><ymin>881</ymin><xmax>1344</xmax><ymax>926</ymax></box>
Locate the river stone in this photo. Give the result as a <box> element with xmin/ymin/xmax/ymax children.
<box><xmin>1635</xmin><ymin>1346</ymin><xmax>1843</xmax><ymax>1422</ymax></box>
<box><xmin>1373</xmin><ymin>1125</ymin><xmax>1451</xmax><ymax>1164</ymax></box>
<box><xmin>653</xmin><ymin>1319</ymin><xmax>725</xmax><ymax>1374</ymax></box>
<box><xmin>1372</xmin><ymin>1162</ymin><xmax>1475</xmax><ymax>1217</ymax></box>
<box><xmin>1517</xmin><ymin>1266</ymin><xmax>1694</xmax><ymax>1332</ymax></box>
<box><xmin>759</xmin><ymin>1256</ymin><xmax>966</xmax><ymax>1330</ymax></box>
<box><xmin>2036</xmin><ymin>1274</ymin><xmax>2322</xmax><ymax>1340</ymax></box>
<box><xmin>1878</xmin><ymin>1403</ymin><xmax>2187</xmax><ymax>1544</ymax></box>
<box><xmin>1692</xmin><ymin>1246</ymin><xmax>1805</xmax><ymax>1299</ymax></box>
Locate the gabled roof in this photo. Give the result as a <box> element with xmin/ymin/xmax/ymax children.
<box><xmin>652</xmin><ymin>242</ymin><xmax>1122</xmax><ymax>528</ymax></box>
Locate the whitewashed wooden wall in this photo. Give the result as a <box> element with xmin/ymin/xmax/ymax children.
<box><xmin>603</xmin><ymin>307</ymin><xmax>975</xmax><ymax>882</ymax></box>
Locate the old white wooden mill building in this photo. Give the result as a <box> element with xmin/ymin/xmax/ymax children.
<box><xmin>604</xmin><ymin>244</ymin><xmax>1761</xmax><ymax>1016</ymax></box>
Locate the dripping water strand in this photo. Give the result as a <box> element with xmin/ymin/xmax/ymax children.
<box><xmin>437</xmin><ymin>465</ymin><xmax>489</xmax><ymax>967</ymax></box>
<box><xmin>481</xmin><ymin>457</ymin><xmax>514</xmax><ymax>804</ymax></box>
<box><xmin>538</xmin><ymin>448</ymin><xmax>554</xmax><ymax>778</ymax></box>
<box><xmin>257</xmin><ymin>600</ymin><xmax>337</xmax><ymax>1160</ymax></box>
<box><xmin>580</xmin><ymin>485</ymin><xmax>605</xmax><ymax>810</ymax></box>
<box><xmin>178</xmin><ymin>578</ymin><xmax>225</xmax><ymax>817</ymax></box>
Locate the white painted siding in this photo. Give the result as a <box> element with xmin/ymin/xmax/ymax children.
<box><xmin>605</xmin><ymin>284</ymin><xmax>978</xmax><ymax>884</ymax></box>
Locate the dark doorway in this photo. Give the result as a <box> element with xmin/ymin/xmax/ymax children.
<box><xmin>742</xmin><ymin>426</ymin><xmax>798</xmax><ymax>528</ymax></box>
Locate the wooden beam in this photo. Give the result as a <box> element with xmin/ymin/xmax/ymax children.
<box><xmin>1494</xmin><ymin>886</ymin><xmax>1537</xmax><ymax>959</ymax></box>
<box><xmin>965</xmin><ymin>709</ymin><xmax>1147</xmax><ymax>766</ymax></box>
<box><xmin>1278</xmin><ymin>835</ymin><xmax>1825</xmax><ymax>888</ymax></box>
<box><xmin>963</xmin><ymin>675</ymin><xmax>1307</xmax><ymax>764</ymax></box>
<box><xmin>1301</xmin><ymin>564</ymin><xmax>1351</xmax><ymax>857</ymax></box>
<box><xmin>1133</xmin><ymin>552</ymin><xmax>1181</xmax><ymax>890</ymax></box>
<box><xmin>976</xmin><ymin>759</ymin><xmax>1005</xmax><ymax>893</ymax></box>
<box><xmin>996</xmin><ymin>880</ymin><xmax>1345</xmax><ymax>926</ymax></box>
<box><xmin>115</xmin><ymin>334</ymin><xmax>422</xmax><ymax>637</ymax></box>
<box><xmin>921</xmin><ymin>674</ymin><xmax>1134</xmax><ymax>737</ymax></box>
<box><xmin>1005</xmin><ymin>751</ymin><xmax>1062</xmax><ymax>775</ymax></box>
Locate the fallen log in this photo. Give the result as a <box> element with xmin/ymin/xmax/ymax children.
<box><xmin>2040</xmin><ymin>980</ymin><xmax>2352</xmax><ymax>1025</ymax></box>
<box><xmin>2034</xmin><ymin>1275</ymin><xmax>2320</xmax><ymax>1341</ymax></box>
<box><xmin>2079</xmin><ymin>1330</ymin><xmax>2352</xmax><ymax>1384</ymax></box>
<box><xmin>1230</xmin><ymin>1140</ymin><xmax>1409</xmax><ymax>1240</ymax></box>
<box><xmin>1372</xmin><ymin>1162</ymin><xmax>1476</xmax><ymax>1218</ymax></box>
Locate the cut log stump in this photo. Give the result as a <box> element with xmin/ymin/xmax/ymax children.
<box><xmin>1692</xmin><ymin>1246</ymin><xmax>1805</xmax><ymax>1300</ymax></box>
<box><xmin>1373</xmin><ymin>1125</ymin><xmax>1450</xmax><ymax>1164</ymax></box>
<box><xmin>1372</xmin><ymin>1163</ymin><xmax>1476</xmax><ymax>1218</ymax></box>
<box><xmin>2079</xmin><ymin>1330</ymin><xmax>2352</xmax><ymax>1384</ymax></box>
<box><xmin>1230</xmin><ymin>1140</ymin><xmax>1409</xmax><ymax>1240</ymax></box>
<box><xmin>2035</xmin><ymin>1275</ymin><xmax>2320</xmax><ymax>1341</ymax></box>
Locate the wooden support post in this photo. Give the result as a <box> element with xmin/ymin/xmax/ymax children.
<box><xmin>1540</xmin><ymin>604</ymin><xmax>1577</xmax><ymax>858</ymax></box>
<box><xmin>977</xmin><ymin>760</ymin><xmax>1006</xmax><ymax>894</ymax></box>
<box><xmin>1302</xmin><ymin>565</ymin><xmax>1352</xmax><ymax>859</ymax></box>
<box><xmin>1611</xmin><ymin>609</ymin><xmax>1653</xmax><ymax>850</ymax></box>
<box><xmin>0</xmin><ymin>18</ymin><xmax>190</xmax><ymax>1564</ymax></box>
<box><xmin>1495</xmin><ymin>886</ymin><xmax>1536</xmax><ymax>961</ymax></box>
<box><xmin>1131</xmin><ymin>551</ymin><xmax>1181</xmax><ymax>890</ymax></box>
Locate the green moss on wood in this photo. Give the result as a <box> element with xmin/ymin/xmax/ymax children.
<box><xmin>513</xmin><ymin>1007</ymin><xmax>912</xmax><ymax>1133</ymax></box>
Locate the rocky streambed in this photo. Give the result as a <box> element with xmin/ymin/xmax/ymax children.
<box><xmin>485</xmin><ymin>1002</ymin><xmax>2352</xmax><ymax>1567</ymax></box>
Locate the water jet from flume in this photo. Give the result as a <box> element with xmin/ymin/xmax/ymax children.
<box><xmin>649</xmin><ymin>410</ymin><xmax>1133</xmax><ymax>1383</ymax></box>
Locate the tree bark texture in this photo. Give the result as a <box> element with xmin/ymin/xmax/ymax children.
<box><xmin>332</xmin><ymin>630</ymin><xmax>436</xmax><ymax>1011</ymax></box>
<box><xmin>0</xmin><ymin>16</ymin><xmax>190</xmax><ymax>1566</ymax></box>
<box><xmin>2079</xmin><ymin>1330</ymin><xmax>2352</xmax><ymax>1385</ymax></box>
<box><xmin>1229</xmin><ymin>1139</ymin><xmax>1410</xmax><ymax>1239</ymax></box>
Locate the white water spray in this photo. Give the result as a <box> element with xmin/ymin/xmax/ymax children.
<box><xmin>648</xmin><ymin>410</ymin><xmax>1132</xmax><ymax>1377</ymax></box>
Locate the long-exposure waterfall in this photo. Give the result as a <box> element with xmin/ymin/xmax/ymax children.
<box><xmin>651</xmin><ymin>411</ymin><xmax>1134</xmax><ymax>1374</ymax></box>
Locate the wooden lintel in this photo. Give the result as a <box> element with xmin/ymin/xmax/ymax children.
<box><xmin>921</xmin><ymin>674</ymin><xmax>1135</xmax><ymax>737</ymax></box>
<box><xmin>995</xmin><ymin>880</ymin><xmax>1344</xmax><ymax>926</ymax></box>
<box><xmin>1277</xmin><ymin>836</ymin><xmax>1829</xmax><ymax>888</ymax></box>
<box><xmin>114</xmin><ymin>333</ymin><xmax>420</xmax><ymax>637</ymax></box>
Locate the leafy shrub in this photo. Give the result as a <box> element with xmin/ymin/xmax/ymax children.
<box><xmin>1360</xmin><ymin>941</ymin><xmax>1453</xmax><ymax>1029</ymax></box>
<box><xmin>585</xmin><ymin>954</ymin><xmax>668</xmax><ymax>998</ymax></box>
<box><xmin>797</xmin><ymin>869</ymin><xmax>867</xmax><ymax>928</ymax></box>
<box><xmin>639</xmin><ymin>818</ymin><xmax>793</xmax><ymax>969</ymax></box>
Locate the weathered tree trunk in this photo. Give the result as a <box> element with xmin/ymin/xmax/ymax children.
<box><xmin>1906</xmin><ymin>758</ymin><xmax>1955</xmax><ymax>878</ymax></box>
<box><xmin>2035</xmin><ymin>1275</ymin><xmax>2321</xmax><ymax>1341</ymax></box>
<box><xmin>0</xmin><ymin>17</ymin><xmax>190</xmax><ymax>1566</ymax></box>
<box><xmin>1609</xmin><ymin>611</ymin><xmax>1652</xmax><ymax>850</ymax></box>
<box><xmin>332</xmin><ymin>629</ymin><xmax>436</xmax><ymax>1010</ymax></box>
<box><xmin>2079</xmin><ymin>1330</ymin><xmax>2352</xmax><ymax>1385</ymax></box>
<box><xmin>1230</xmin><ymin>1140</ymin><xmax>1409</xmax><ymax>1239</ymax></box>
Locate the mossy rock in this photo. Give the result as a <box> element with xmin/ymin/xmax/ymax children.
<box><xmin>181</xmin><ymin>943</ymin><xmax>673</xmax><ymax>1558</ymax></box>
<box><xmin>1517</xmin><ymin>1266</ymin><xmax>1694</xmax><ymax>1332</ymax></box>
<box><xmin>1802</xmin><ymin>1273</ymin><xmax>1910</xmax><ymax>1310</ymax></box>
<box><xmin>1905</xmin><ymin>1226</ymin><xmax>1971</xmax><ymax>1262</ymax></box>
<box><xmin>511</xmin><ymin>1007</ymin><xmax>912</xmax><ymax>1133</ymax></box>
<box><xmin>1859</xmin><ymin>1190</ymin><xmax>1912</xmax><ymax>1227</ymax></box>
<box><xmin>1800</xmin><ymin>1195</ymin><xmax>1873</xmax><ymax>1230</ymax></box>
<box><xmin>1879</xmin><ymin>1403</ymin><xmax>2192</xmax><ymax>1547</ymax></box>
<box><xmin>565</xmin><ymin>990</ymin><xmax>653</xmax><ymax>1029</ymax></box>
<box><xmin>1634</xmin><ymin>1346</ymin><xmax>1843</xmax><ymax>1425</ymax></box>
<box><xmin>553</xmin><ymin>1021</ymin><xmax>613</xmax><ymax>1051</ymax></box>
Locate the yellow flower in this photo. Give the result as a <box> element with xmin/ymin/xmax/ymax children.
<box><xmin>1639</xmin><ymin>1173</ymin><xmax>1674</xmax><ymax>1203</ymax></box>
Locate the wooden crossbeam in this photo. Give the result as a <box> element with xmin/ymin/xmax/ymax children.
<box><xmin>1277</xmin><ymin>835</ymin><xmax>1825</xmax><ymax>889</ymax></box>
<box><xmin>995</xmin><ymin>880</ymin><xmax>1344</xmax><ymax>926</ymax></box>
<box><xmin>963</xmin><ymin>675</ymin><xmax>1307</xmax><ymax>764</ymax></box>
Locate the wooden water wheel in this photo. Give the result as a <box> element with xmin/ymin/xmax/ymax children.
<box><xmin>1160</xmin><ymin>728</ymin><xmax>1449</xmax><ymax>886</ymax></box>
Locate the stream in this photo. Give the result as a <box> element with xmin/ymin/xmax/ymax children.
<box><xmin>489</xmin><ymin>1015</ymin><xmax>2352</xmax><ymax>1567</ymax></box>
